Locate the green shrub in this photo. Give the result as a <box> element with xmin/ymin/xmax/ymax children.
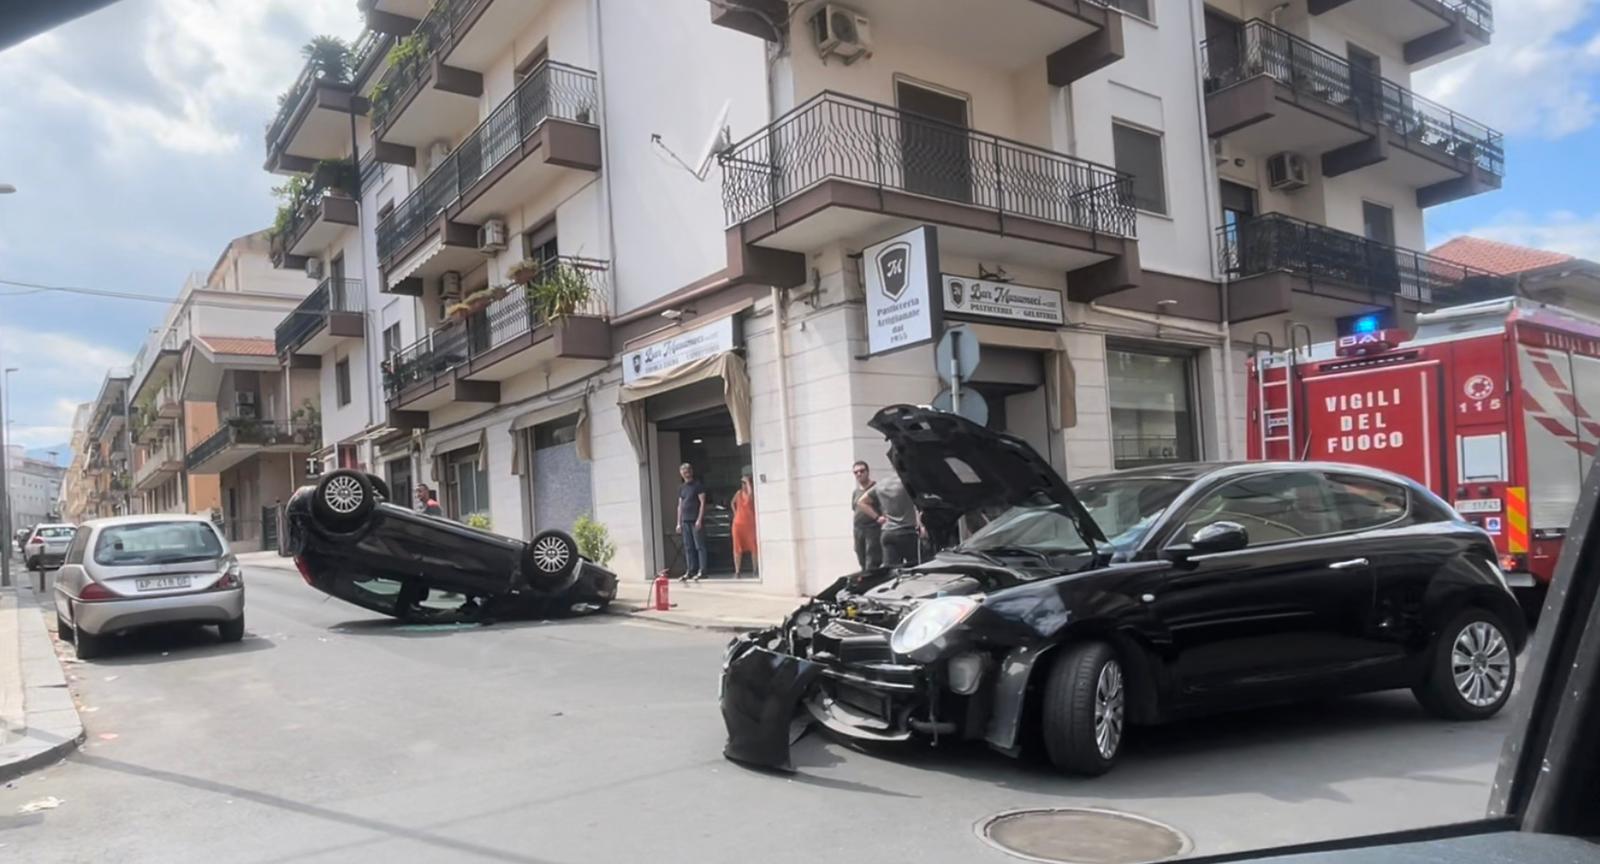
<box><xmin>573</xmin><ymin>515</ymin><xmax>615</xmax><ymax>567</ymax></box>
<box><xmin>465</xmin><ymin>512</ymin><xmax>492</xmax><ymax>531</ymax></box>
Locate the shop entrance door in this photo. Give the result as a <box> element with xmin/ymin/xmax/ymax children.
<box><xmin>655</xmin><ymin>405</ymin><xmax>755</xmax><ymax>579</ymax></box>
<box><xmin>970</xmin><ymin>347</ymin><xmax>1055</xmax><ymax>468</ymax></box>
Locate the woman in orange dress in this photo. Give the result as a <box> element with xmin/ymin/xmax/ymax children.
<box><xmin>731</xmin><ymin>473</ymin><xmax>757</xmax><ymax>578</ymax></box>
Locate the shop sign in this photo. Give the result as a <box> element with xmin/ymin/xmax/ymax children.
<box><xmin>623</xmin><ymin>315</ymin><xmax>738</xmax><ymax>385</ymax></box>
<box><xmin>942</xmin><ymin>275</ymin><xmax>1064</xmax><ymax>326</ymax></box>
<box><xmin>864</xmin><ymin>225</ymin><xmax>941</xmax><ymax>357</ymax></box>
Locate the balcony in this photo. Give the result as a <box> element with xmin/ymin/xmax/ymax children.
<box><xmin>1203</xmin><ymin>20</ymin><xmax>1503</xmax><ymax>207</ymax></box>
<box><xmin>1307</xmin><ymin>0</ymin><xmax>1492</xmax><ymax>67</ymax></box>
<box><xmin>385</xmin><ymin>257</ymin><xmax>612</xmax><ymax>412</ymax></box>
<box><xmin>270</xmin><ymin>162</ymin><xmax>360</xmax><ymax>270</ymax></box>
<box><xmin>711</xmin><ymin>0</ymin><xmax>1122</xmax><ymax>85</ymax></box>
<box><xmin>1220</xmin><ymin>213</ymin><xmax>1510</xmax><ymax>321</ymax></box>
<box><xmin>275</xmin><ymin>278</ymin><xmax>367</xmax><ymax>358</ymax></box>
<box><xmin>186</xmin><ymin>419</ymin><xmax>321</xmax><ymax>475</ymax></box>
<box><xmin>720</xmin><ymin>91</ymin><xmax>1139</xmax><ymax>295</ymax></box>
<box><xmin>376</xmin><ymin>62</ymin><xmax>601</xmax><ymax>290</ymax></box>
<box><xmin>264</xmin><ymin>31</ymin><xmax>384</xmax><ymax>174</ymax></box>
<box><xmin>133</xmin><ymin>438</ymin><xmax>183</xmax><ymax>492</ymax></box>
<box><xmin>360</xmin><ymin>0</ymin><xmax>431</xmax><ymax>36</ymax></box>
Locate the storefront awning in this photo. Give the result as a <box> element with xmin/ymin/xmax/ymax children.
<box><xmin>965</xmin><ymin>324</ymin><xmax>1078</xmax><ymax>431</ymax></box>
<box><xmin>509</xmin><ymin>395</ymin><xmax>591</xmax><ymax>473</ymax></box>
<box><xmin>617</xmin><ymin>352</ymin><xmax>751</xmax><ymax>464</ymax></box>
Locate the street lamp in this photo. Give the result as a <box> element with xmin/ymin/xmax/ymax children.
<box><xmin>0</xmin><ymin>366</ymin><xmax>14</xmax><ymax>586</ymax></box>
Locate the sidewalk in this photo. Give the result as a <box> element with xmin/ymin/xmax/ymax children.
<box><xmin>1</xmin><ymin>565</ymin><xmax>85</xmax><ymax>783</ymax></box>
<box><xmin>236</xmin><ymin>551</ymin><xmax>797</xmax><ymax>633</ymax></box>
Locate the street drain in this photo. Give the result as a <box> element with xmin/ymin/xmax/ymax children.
<box><xmin>978</xmin><ymin>807</ymin><xmax>1191</xmax><ymax>864</ymax></box>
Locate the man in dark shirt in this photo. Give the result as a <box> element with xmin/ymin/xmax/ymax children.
<box><xmin>851</xmin><ymin>461</ymin><xmax>883</xmax><ymax>570</ymax></box>
<box><xmin>875</xmin><ymin>473</ymin><xmax>920</xmax><ymax>568</ymax></box>
<box><xmin>678</xmin><ymin>462</ymin><xmax>709</xmax><ymax>581</ymax></box>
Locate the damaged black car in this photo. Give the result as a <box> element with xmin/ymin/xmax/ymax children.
<box><xmin>285</xmin><ymin>469</ymin><xmax>618</xmax><ymax>622</ymax></box>
<box><xmin>721</xmin><ymin>404</ymin><xmax>1526</xmax><ymax>776</ymax></box>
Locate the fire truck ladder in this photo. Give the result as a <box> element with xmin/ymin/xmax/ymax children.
<box><xmin>1252</xmin><ymin>324</ymin><xmax>1315</xmax><ymax>460</ymax></box>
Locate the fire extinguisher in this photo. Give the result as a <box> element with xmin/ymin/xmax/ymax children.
<box><xmin>652</xmin><ymin>570</ymin><xmax>671</xmax><ymax>611</ymax></box>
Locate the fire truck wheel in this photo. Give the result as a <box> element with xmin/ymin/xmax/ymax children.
<box><xmin>1414</xmin><ymin>608</ymin><xmax>1516</xmax><ymax>721</ymax></box>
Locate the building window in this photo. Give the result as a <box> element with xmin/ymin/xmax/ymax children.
<box><xmin>335</xmin><ymin>358</ymin><xmax>351</xmax><ymax>407</ymax></box>
<box><xmin>1362</xmin><ymin>201</ymin><xmax>1395</xmax><ymax>246</ymax></box>
<box><xmin>381</xmin><ymin>323</ymin><xmax>401</xmax><ymax>359</ymax></box>
<box><xmin>1107</xmin><ymin>345</ymin><xmax>1197</xmax><ymax>469</ymax></box>
<box><xmin>523</xmin><ymin>220</ymin><xmax>558</xmax><ymax>265</ymax></box>
<box><xmin>444</xmin><ymin>447</ymin><xmax>490</xmax><ymax>521</ymax></box>
<box><xmin>1112</xmin><ymin>123</ymin><xmax>1168</xmax><ymax>215</ymax></box>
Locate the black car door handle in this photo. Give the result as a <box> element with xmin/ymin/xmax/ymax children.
<box><xmin>1328</xmin><ymin>558</ymin><xmax>1369</xmax><ymax>570</ymax></box>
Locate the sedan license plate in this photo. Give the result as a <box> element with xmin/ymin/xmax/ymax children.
<box><xmin>135</xmin><ymin>575</ymin><xmax>191</xmax><ymax>592</ymax></box>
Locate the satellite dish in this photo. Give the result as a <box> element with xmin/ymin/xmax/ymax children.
<box><xmin>651</xmin><ymin>100</ymin><xmax>732</xmax><ymax>181</ymax></box>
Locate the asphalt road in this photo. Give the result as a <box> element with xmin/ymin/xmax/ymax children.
<box><xmin>0</xmin><ymin>566</ymin><xmax>1515</xmax><ymax>864</ymax></box>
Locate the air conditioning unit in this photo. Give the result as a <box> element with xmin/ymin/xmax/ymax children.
<box><xmin>477</xmin><ymin>219</ymin><xmax>508</xmax><ymax>254</ymax></box>
<box><xmin>304</xmin><ymin>257</ymin><xmax>324</xmax><ymax>280</ymax></box>
<box><xmin>235</xmin><ymin>392</ymin><xmax>258</xmax><ymax>419</ymax></box>
<box><xmin>441</xmin><ymin>271</ymin><xmax>463</xmax><ymax>299</ymax></box>
<box><xmin>811</xmin><ymin>4</ymin><xmax>871</xmax><ymax>63</ymax></box>
<box><xmin>1267</xmin><ymin>152</ymin><xmax>1309</xmax><ymax>191</ymax></box>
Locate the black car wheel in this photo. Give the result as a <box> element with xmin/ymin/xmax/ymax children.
<box><xmin>1041</xmin><ymin>641</ymin><xmax>1125</xmax><ymax>776</ymax></box>
<box><xmin>524</xmin><ymin>530</ymin><xmax>579</xmax><ymax>585</ymax></box>
<box><xmin>366</xmin><ymin>473</ymin><xmax>392</xmax><ymax>503</ymax></box>
<box><xmin>56</xmin><ymin>612</ymin><xmax>73</xmax><ymax>643</ymax></box>
<box><xmin>1414</xmin><ymin>608</ymin><xmax>1516</xmax><ymax>720</ymax></box>
<box><xmin>218</xmin><ymin>616</ymin><xmax>245</xmax><ymax>643</ymax></box>
<box><xmin>74</xmin><ymin>626</ymin><xmax>106</xmax><ymax>661</ymax></box>
<box><xmin>311</xmin><ymin>469</ymin><xmax>377</xmax><ymax>532</ymax></box>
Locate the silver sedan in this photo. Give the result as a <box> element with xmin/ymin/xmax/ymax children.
<box><xmin>53</xmin><ymin>515</ymin><xmax>245</xmax><ymax>660</ymax></box>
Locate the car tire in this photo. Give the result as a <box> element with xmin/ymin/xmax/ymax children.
<box><xmin>74</xmin><ymin>626</ymin><xmax>106</xmax><ymax>660</ymax></box>
<box><xmin>1414</xmin><ymin>608</ymin><xmax>1516</xmax><ymax>721</ymax></box>
<box><xmin>310</xmin><ymin>469</ymin><xmax>377</xmax><ymax>532</ymax></box>
<box><xmin>524</xmin><ymin>530</ymin><xmax>580</xmax><ymax>586</ymax></box>
<box><xmin>218</xmin><ymin>616</ymin><xmax>245</xmax><ymax>643</ymax></box>
<box><xmin>56</xmin><ymin>612</ymin><xmax>74</xmax><ymax>643</ymax></box>
<box><xmin>366</xmin><ymin>473</ymin><xmax>391</xmax><ymax>503</ymax></box>
<box><xmin>1041</xmin><ymin>641</ymin><xmax>1126</xmax><ymax>776</ymax></box>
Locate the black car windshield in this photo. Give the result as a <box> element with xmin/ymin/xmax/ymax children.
<box><xmin>1069</xmin><ymin>476</ymin><xmax>1190</xmax><ymax>551</ymax></box>
<box><xmin>94</xmin><ymin>522</ymin><xmax>225</xmax><ymax>566</ymax></box>
<box><xmin>959</xmin><ymin>504</ymin><xmax>1095</xmax><ymax>555</ymax></box>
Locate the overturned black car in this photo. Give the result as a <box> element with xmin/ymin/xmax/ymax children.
<box><xmin>285</xmin><ymin>470</ymin><xmax>618</xmax><ymax>622</ymax></box>
<box><xmin>722</xmin><ymin>405</ymin><xmax>1526</xmax><ymax>776</ymax></box>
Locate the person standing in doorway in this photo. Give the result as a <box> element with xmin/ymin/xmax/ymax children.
<box><xmin>875</xmin><ymin>472</ymin><xmax>919</xmax><ymax>568</ymax></box>
<box><xmin>678</xmin><ymin>462</ymin><xmax>708</xmax><ymax>582</ymax></box>
<box><xmin>851</xmin><ymin>461</ymin><xmax>883</xmax><ymax>570</ymax></box>
<box><xmin>415</xmin><ymin>484</ymin><xmax>442</xmax><ymax>517</ymax></box>
<box><xmin>731</xmin><ymin>472</ymin><xmax>757</xmax><ymax>579</ymax></box>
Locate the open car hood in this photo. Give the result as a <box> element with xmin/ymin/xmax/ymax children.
<box><xmin>868</xmin><ymin>404</ymin><xmax>1107</xmax><ymax>548</ymax></box>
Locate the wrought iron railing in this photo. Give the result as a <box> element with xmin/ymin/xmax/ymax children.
<box><xmin>368</xmin><ymin>0</ymin><xmax>489</xmax><ymax>128</ymax></box>
<box><xmin>1202</xmin><ymin>20</ymin><xmax>1503</xmax><ymax>177</ymax></box>
<box><xmin>1450</xmin><ymin>0</ymin><xmax>1494</xmax><ymax>32</ymax></box>
<box><xmin>276</xmin><ymin>161</ymin><xmax>357</xmax><ymax>256</ymax></box>
<box><xmin>133</xmin><ymin>437</ymin><xmax>182</xmax><ymax>487</ymax></box>
<box><xmin>384</xmin><ymin>257</ymin><xmax>611</xmax><ymax>399</ymax></box>
<box><xmin>1219</xmin><ymin>213</ymin><xmax>1507</xmax><ymax>304</ymax></box>
<box><xmin>186</xmin><ymin>420</ymin><xmax>320</xmax><ymax>471</ymax></box>
<box><xmin>718</xmin><ymin>91</ymin><xmax>1138</xmax><ymax>237</ymax></box>
<box><xmin>375</xmin><ymin>61</ymin><xmax>599</xmax><ymax>263</ymax></box>
<box><xmin>275</xmin><ymin>278</ymin><xmax>367</xmax><ymax>355</ymax></box>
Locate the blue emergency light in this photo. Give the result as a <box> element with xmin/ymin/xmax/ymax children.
<box><xmin>1351</xmin><ymin>314</ymin><xmax>1381</xmax><ymax>334</ymax></box>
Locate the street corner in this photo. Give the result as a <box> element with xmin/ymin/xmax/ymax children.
<box><xmin>0</xmin><ymin>584</ymin><xmax>86</xmax><ymax>784</ymax></box>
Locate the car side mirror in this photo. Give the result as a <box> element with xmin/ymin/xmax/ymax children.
<box><xmin>1189</xmin><ymin>521</ymin><xmax>1249</xmax><ymax>555</ymax></box>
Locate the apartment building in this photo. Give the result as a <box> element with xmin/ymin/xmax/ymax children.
<box><xmin>60</xmin><ymin>402</ymin><xmax>92</xmax><ymax>523</ymax></box>
<box><xmin>80</xmin><ymin>373</ymin><xmax>133</xmax><ymax>520</ymax></box>
<box><xmin>4</xmin><ymin>445</ymin><xmax>66</xmax><ymax>531</ymax></box>
<box><xmin>252</xmin><ymin>0</ymin><xmax>1501</xmax><ymax>595</ymax></box>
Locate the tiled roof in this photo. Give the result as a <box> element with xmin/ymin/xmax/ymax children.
<box><xmin>1429</xmin><ymin>236</ymin><xmax>1575</xmax><ymax>277</ymax></box>
<box><xmin>196</xmin><ymin>336</ymin><xmax>277</xmax><ymax>357</ymax></box>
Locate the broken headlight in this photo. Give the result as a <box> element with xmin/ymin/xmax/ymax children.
<box><xmin>890</xmin><ymin>596</ymin><xmax>979</xmax><ymax>661</ymax></box>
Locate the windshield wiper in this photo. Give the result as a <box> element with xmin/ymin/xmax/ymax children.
<box><xmin>972</xmin><ymin>546</ymin><xmax>1055</xmax><ymax>565</ymax></box>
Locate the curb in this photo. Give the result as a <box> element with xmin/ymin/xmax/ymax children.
<box><xmin>0</xmin><ymin>582</ymin><xmax>85</xmax><ymax>784</ymax></box>
<box><xmin>604</xmin><ymin>603</ymin><xmax>768</xmax><ymax>634</ymax></box>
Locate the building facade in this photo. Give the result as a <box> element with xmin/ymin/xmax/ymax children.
<box><xmin>4</xmin><ymin>445</ymin><xmax>66</xmax><ymax>531</ymax></box>
<box><xmin>234</xmin><ymin>0</ymin><xmax>1502</xmax><ymax>594</ymax></box>
<box><xmin>80</xmin><ymin>374</ymin><xmax>133</xmax><ymax>520</ymax></box>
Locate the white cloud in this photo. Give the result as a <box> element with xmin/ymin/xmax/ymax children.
<box><xmin>1452</xmin><ymin>210</ymin><xmax>1600</xmax><ymax>261</ymax></box>
<box><xmin>0</xmin><ymin>0</ymin><xmax>362</xmax><ymax>161</ymax></box>
<box><xmin>1416</xmin><ymin>0</ymin><xmax>1600</xmax><ymax>138</ymax></box>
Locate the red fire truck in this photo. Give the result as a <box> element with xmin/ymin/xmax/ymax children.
<box><xmin>1248</xmin><ymin>298</ymin><xmax>1600</xmax><ymax>605</ymax></box>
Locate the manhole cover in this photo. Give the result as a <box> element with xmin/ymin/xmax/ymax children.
<box><xmin>978</xmin><ymin>807</ymin><xmax>1191</xmax><ymax>864</ymax></box>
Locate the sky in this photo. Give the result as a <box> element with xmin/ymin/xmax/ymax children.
<box><xmin>0</xmin><ymin>0</ymin><xmax>1597</xmax><ymax>452</ymax></box>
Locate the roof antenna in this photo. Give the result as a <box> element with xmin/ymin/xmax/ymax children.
<box><xmin>650</xmin><ymin>100</ymin><xmax>733</xmax><ymax>181</ymax></box>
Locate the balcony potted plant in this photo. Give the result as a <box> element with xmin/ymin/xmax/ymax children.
<box><xmin>302</xmin><ymin>35</ymin><xmax>352</xmax><ymax>85</ymax></box>
<box><xmin>507</xmin><ymin>258</ymin><xmax>543</xmax><ymax>285</ymax></box>
<box><xmin>526</xmin><ymin>260</ymin><xmax>593</xmax><ymax>322</ymax></box>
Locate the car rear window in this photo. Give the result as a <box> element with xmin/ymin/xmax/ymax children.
<box><xmin>35</xmin><ymin>526</ymin><xmax>75</xmax><ymax>540</ymax></box>
<box><xmin>94</xmin><ymin>522</ymin><xmax>225</xmax><ymax>566</ymax></box>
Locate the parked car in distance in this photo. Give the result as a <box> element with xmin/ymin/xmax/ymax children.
<box><xmin>721</xmin><ymin>405</ymin><xmax>1528</xmax><ymax>776</ymax></box>
<box><xmin>285</xmin><ymin>469</ymin><xmax>618</xmax><ymax>622</ymax></box>
<box><xmin>53</xmin><ymin>515</ymin><xmax>245</xmax><ymax>660</ymax></box>
<box><xmin>24</xmin><ymin>523</ymin><xmax>76</xmax><ymax>571</ymax></box>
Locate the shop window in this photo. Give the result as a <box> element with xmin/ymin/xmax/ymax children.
<box><xmin>528</xmin><ymin>415</ymin><xmax>591</xmax><ymax>534</ymax></box>
<box><xmin>445</xmin><ymin>447</ymin><xmax>490</xmax><ymax>521</ymax></box>
<box><xmin>1112</xmin><ymin>123</ymin><xmax>1168</xmax><ymax>215</ymax></box>
<box><xmin>1108</xmin><ymin>346</ymin><xmax>1197</xmax><ymax>469</ymax></box>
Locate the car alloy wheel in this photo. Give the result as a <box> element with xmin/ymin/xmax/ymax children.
<box><xmin>1094</xmin><ymin>659</ymin><xmax>1126</xmax><ymax>760</ymax></box>
<box><xmin>323</xmin><ymin>474</ymin><xmax>365</xmax><ymax>514</ymax></box>
<box><xmin>532</xmin><ymin>535</ymin><xmax>570</xmax><ymax>574</ymax></box>
<box><xmin>1452</xmin><ymin>620</ymin><xmax>1512</xmax><ymax>708</ymax></box>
